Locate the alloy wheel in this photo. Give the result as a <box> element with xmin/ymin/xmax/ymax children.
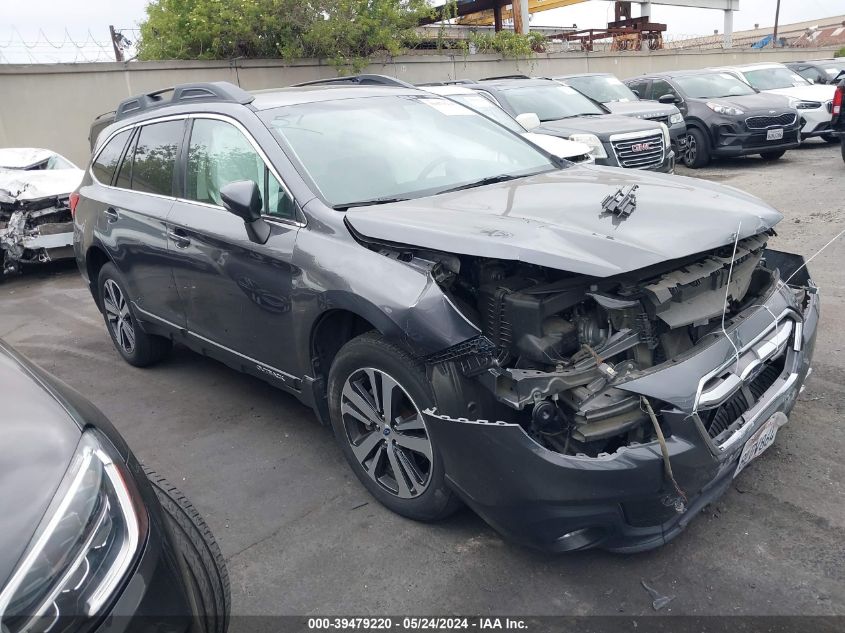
<box><xmin>340</xmin><ymin>368</ymin><xmax>432</xmax><ymax>499</ymax></box>
<box><xmin>684</xmin><ymin>134</ymin><xmax>697</xmax><ymax>166</ymax></box>
<box><xmin>102</xmin><ymin>279</ymin><xmax>136</xmax><ymax>355</ymax></box>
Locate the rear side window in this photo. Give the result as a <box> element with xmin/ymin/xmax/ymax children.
<box><xmin>626</xmin><ymin>79</ymin><xmax>650</xmax><ymax>99</ymax></box>
<box><xmin>650</xmin><ymin>80</ymin><xmax>679</xmax><ymax>101</ymax></box>
<box><xmin>185</xmin><ymin>118</ymin><xmax>295</xmax><ymax>220</ymax></box>
<box><xmin>130</xmin><ymin>120</ymin><xmax>184</xmax><ymax>196</ymax></box>
<box><xmin>114</xmin><ymin>130</ymin><xmax>137</xmax><ymax>190</ymax></box>
<box><xmin>92</xmin><ymin>130</ymin><xmax>131</xmax><ymax>185</ymax></box>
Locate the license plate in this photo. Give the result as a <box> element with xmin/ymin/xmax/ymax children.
<box><xmin>734</xmin><ymin>415</ymin><xmax>780</xmax><ymax>477</ymax></box>
<box><xmin>766</xmin><ymin>128</ymin><xmax>784</xmax><ymax>141</ymax></box>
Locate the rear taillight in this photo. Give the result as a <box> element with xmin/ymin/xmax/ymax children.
<box><xmin>833</xmin><ymin>85</ymin><xmax>843</xmax><ymax>116</ymax></box>
<box><xmin>69</xmin><ymin>192</ymin><xmax>80</xmax><ymax>217</ymax></box>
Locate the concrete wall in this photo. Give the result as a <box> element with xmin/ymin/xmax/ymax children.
<box><xmin>0</xmin><ymin>47</ymin><xmax>837</xmax><ymax>167</ymax></box>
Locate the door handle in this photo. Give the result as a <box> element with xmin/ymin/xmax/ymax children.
<box><xmin>167</xmin><ymin>228</ymin><xmax>191</xmax><ymax>248</ymax></box>
<box><xmin>104</xmin><ymin>207</ymin><xmax>119</xmax><ymax>223</ymax></box>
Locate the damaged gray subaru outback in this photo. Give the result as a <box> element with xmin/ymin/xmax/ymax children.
<box><xmin>73</xmin><ymin>81</ymin><xmax>818</xmax><ymax>552</ymax></box>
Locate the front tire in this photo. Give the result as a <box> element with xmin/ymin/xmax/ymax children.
<box><xmin>683</xmin><ymin>128</ymin><xmax>710</xmax><ymax>168</ymax></box>
<box><xmin>145</xmin><ymin>468</ymin><xmax>230</xmax><ymax>633</ymax></box>
<box><xmin>328</xmin><ymin>332</ymin><xmax>461</xmax><ymax>522</ymax></box>
<box><xmin>760</xmin><ymin>149</ymin><xmax>786</xmax><ymax>161</ymax></box>
<box><xmin>97</xmin><ymin>262</ymin><xmax>171</xmax><ymax>367</ymax></box>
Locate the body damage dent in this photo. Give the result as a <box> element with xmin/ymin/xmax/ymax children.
<box><xmin>0</xmin><ymin>168</ymin><xmax>81</xmax><ymax>272</ymax></box>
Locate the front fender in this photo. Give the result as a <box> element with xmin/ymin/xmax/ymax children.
<box><xmin>291</xmin><ymin>226</ymin><xmax>480</xmax><ymax>363</ymax></box>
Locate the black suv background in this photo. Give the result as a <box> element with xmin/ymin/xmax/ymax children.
<box><xmin>785</xmin><ymin>59</ymin><xmax>845</xmax><ymax>85</ymax></box>
<box><xmin>625</xmin><ymin>70</ymin><xmax>800</xmax><ymax>168</ymax></box>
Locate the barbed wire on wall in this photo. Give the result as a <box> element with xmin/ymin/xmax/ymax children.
<box><xmin>0</xmin><ymin>26</ymin><xmax>139</xmax><ymax>64</ymax></box>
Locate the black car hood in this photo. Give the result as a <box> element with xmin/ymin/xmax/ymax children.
<box><xmin>536</xmin><ymin>114</ymin><xmax>663</xmax><ymax>140</ymax></box>
<box><xmin>603</xmin><ymin>100</ymin><xmax>678</xmax><ymax>119</ymax></box>
<box><xmin>345</xmin><ymin>166</ymin><xmax>782</xmax><ymax>278</ymax></box>
<box><xmin>690</xmin><ymin>91</ymin><xmax>793</xmax><ymax>112</ymax></box>
<box><xmin>0</xmin><ymin>343</ymin><xmax>81</xmax><ymax>590</ymax></box>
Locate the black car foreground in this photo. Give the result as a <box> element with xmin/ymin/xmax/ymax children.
<box><xmin>0</xmin><ymin>340</ymin><xmax>229</xmax><ymax>631</ymax></box>
<box><xmin>75</xmin><ymin>81</ymin><xmax>818</xmax><ymax>552</ymax></box>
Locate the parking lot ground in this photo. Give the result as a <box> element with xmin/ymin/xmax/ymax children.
<box><xmin>1</xmin><ymin>140</ymin><xmax>844</xmax><ymax>618</ymax></box>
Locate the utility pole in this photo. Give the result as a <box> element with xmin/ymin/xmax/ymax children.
<box><xmin>772</xmin><ymin>0</ymin><xmax>781</xmax><ymax>47</ymax></box>
<box><xmin>109</xmin><ymin>25</ymin><xmax>124</xmax><ymax>62</ymax></box>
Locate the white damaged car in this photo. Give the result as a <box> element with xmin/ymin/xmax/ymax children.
<box><xmin>0</xmin><ymin>148</ymin><xmax>83</xmax><ymax>276</ymax></box>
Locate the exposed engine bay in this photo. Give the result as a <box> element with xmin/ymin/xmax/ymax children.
<box><xmin>0</xmin><ymin>158</ymin><xmax>81</xmax><ymax>275</ymax></box>
<box><xmin>373</xmin><ymin>230</ymin><xmax>804</xmax><ymax>459</ymax></box>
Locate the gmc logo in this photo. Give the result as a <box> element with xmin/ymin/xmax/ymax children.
<box><xmin>631</xmin><ymin>142</ymin><xmax>653</xmax><ymax>152</ymax></box>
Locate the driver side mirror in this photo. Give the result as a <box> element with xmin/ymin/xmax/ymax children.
<box><xmin>515</xmin><ymin>112</ymin><xmax>541</xmax><ymax>130</ymax></box>
<box><xmin>220</xmin><ymin>180</ymin><xmax>270</xmax><ymax>244</ymax></box>
<box><xmin>658</xmin><ymin>93</ymin><xmax>679</xmax><ymax>104</ymax></box>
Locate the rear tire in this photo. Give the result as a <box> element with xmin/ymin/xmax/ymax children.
<box><xmin>682</xmin><ymin>128</ymin><xmax>710</xmax><ymax>168</ymax></box>
<box><xmin>841</xmin><ymin>139</ymin><xmax>845</xmax><ymax>163</ymax></box>
<box><xmin>760</xmin><ymin>150</ymin><xmax>786</xmax><ymax>161</ymax></box>
<box><xmin>328</xmin><ymin>332</ymin><xmax>461</xmax><ymax>522</ymax></box>
<box><xmin>96</xmin><ymin>262</ymin><xmax>171</xmax><ymax>367</ymax></box>
<box><xmin>144</xmin><ymin>468</ymin><xmax>230</xmax><ymax>633</ymax></box>
<box><xmin>821</xmin><ymin>133</ymin><xmax>839</xmax><ymax>144</ymax></box>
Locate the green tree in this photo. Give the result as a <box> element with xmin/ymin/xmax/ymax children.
<box><xmin>138</xmin><ymin>0</ymin><xmax>434</xmax><ymax>70</ymax></box>
<box><xmin>303</xmin><ymin>0</ymin><xmax>433</xmax><ymax>71</ymax></box>
<box><xmin>138</xmin><ymin>0</ymin><xmax>317</xmax><ymax>59</ymax></box>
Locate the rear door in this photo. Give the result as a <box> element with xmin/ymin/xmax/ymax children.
<box><xmin>167</xmin><ymin>115</ymin><xmax>302</xmax><ymax>384</ymax></box>
<box><xmin>91</xmin><ymin>119</ymin><xmax>186</xmax><ymax>328</ymax></box>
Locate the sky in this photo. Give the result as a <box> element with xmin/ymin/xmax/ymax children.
<box><xmin>0</xmin><ymin>0</ymin><xmax>842</xmax><ymax>63</ymax></box>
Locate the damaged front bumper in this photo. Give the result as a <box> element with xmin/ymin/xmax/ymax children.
<box><xmin>424</xmin><ymin>254</ymin><xmax>818</xmax><ymax>552</ymax></box>
<box><xmin>0</xmin><ymin>204</ymin><xmax>74</xmax><ymax>273</ymax></box>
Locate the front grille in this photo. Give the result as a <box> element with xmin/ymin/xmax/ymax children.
<box><xmin>610</xmin><ymin>132</ymin><xmax>665</xmax><ymax>169</ymax></box>
<box><xmin>745</xmin><ymin>113</ymin><xmax>797</xmax><ymax>129</ymax></box>
<box><xmin>644</xmin><ymin>114</ymin><xmax>670</xmax><ymax>126</ymax></box>
<box><xmin>701</xmin><ymin>355</ymin><xmax>785</xmax><ymax>441</ymax></box>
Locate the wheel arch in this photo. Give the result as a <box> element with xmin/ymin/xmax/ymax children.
<box><xmin>85</xmin><ymin>244</ymin><xmax>111</xmax><ymax>309</ymax></box>
<box><xmin>685</xmin><ymin>118</ymin><xmax>712</xmax><ymax>145</ymax></box>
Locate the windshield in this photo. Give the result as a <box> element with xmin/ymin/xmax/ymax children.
<box><xmin>820</xmin><ymin>60</ymin><xmax>845</xmax><ymax>76</ymax></box>
<box><xmin>261</xmin><ymin>95</ymin><xmax>555</xmax><ymax>208</ymax></box>
<box><xmin>563</xmin><ymin>75</ymin><xmax>638</xmax><ymax>103</ymax></box>
<box><xmin>445</xmin><ymin>93</ymin><xmax>524</xmax><ymax>133</ymax></box>
<box><xmin>675</xmin><ymin>73</ymin><xmax>757</xmax><ymax>98</ymax></box>
<box><xmin>498</xmin><ymin>84</ymin><xmax>605</xmax><ymax>122</ymax></box>
<box><xmin>742</xmin><ymin>67</ymin><xmax>809</xmax><ymax>90</ymax></box>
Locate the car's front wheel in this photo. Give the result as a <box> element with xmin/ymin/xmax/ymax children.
<box><xmin>97</xmin><ymin>262</ymin><xmax>171</xmax><ymax>367</ymax></box>
<box><xmin>328</xmin><ymin>332</ymin><xmax>461</xmax><ymax>521</ymax></box>
<box><xmin>144</xmin><ymin>468</ymin><xmax>230</xmax><ymax>633</ymax></box>
<box><xmin>683</xmin><ymin>128</ymin><xmax>710</xmax><ymax>168</ymax></box>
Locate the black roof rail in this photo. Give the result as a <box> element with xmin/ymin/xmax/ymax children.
<box><xmin>417</xmin><ymin>79</ymin><xmax>477</xmax><ymax>86</ymax></box>
<box><xmin>479</xmin><ymin>74</ymin><xmax>533</xmax><ymax>81</ymax></box>
<box><xmin>291</xmin><ymin>74</ymin><xmax>415</xmax><ymax>88</ymax></box>
<box><xmin>114</xmin><ymin>81</ymin><xmax>255</xmax><ymax>121</ymax></box>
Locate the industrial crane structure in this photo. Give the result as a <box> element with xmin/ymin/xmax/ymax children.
<box><xmin>423</xmin><ymin>0</ymin><xmax>740</xmax><ymax>49</ymax></box>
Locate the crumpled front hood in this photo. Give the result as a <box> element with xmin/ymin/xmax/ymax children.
<box><xmin>0</xmin><ymin>169</ymin><xmax>83</xmax><ymax>202</ymax></box>
<box><xmin>345</xmin><ymin>166</ymin><xmax>782</xmax><ymax>278</ymax></box>
<box><xmin>537</xmin><ymin>114</ymin><xmax>662</xmax><ymax>140</ymax></box>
